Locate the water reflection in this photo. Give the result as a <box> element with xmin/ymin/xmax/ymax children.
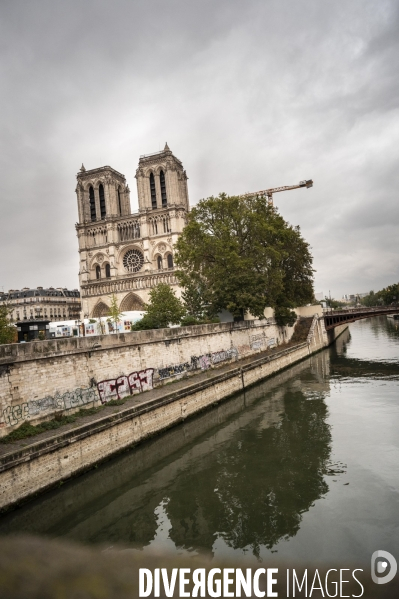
<box><xmin>2</xmin><ymin>318</ymin><xmax>398</xmax><ymax>563</ymax></box>
<box><xmin>0</xmin><ymin>352</ymin><xmax>332</xmax><ymax>557</ymax></box>
<box><xmin>330</xmin><ymin>318</ymin><xmax>399</xmax><ymax>379</ymax></box>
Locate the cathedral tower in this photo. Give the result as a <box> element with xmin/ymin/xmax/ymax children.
<box><xmin>75</xmin><ymin>144</ymin><xmax>189</xmax><ymax>319</ymax></box>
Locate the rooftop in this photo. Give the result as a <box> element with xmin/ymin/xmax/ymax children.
<box><xmin>0</xmin><ymin>288</ymin><xmax>80</xmax><ymax>300</ymax></box>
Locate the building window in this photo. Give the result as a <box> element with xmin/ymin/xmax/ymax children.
<box><xmin>157</xmin><ymin>255</ymin><xmax>162</xmax><ymax>270</ymax></box>
<box><xmin>118</xmin><ymin>188</ymin><xmax>122</xmax><ymax>215</ymax></box>
<box><xmin>99</xmin><ymin>183</ymin><xmax>106</xmax><ymax>219</ymax></box>
<box><xmin>150</xmin><ymin>173</ymin><xmax>157</xmax><ymax>209</ymax></box>
<box><xmin>96</xmin><ymin>265</ymin><xmax>101</xmax><ymax>279</ymax></box>
<box><xmin>160</xmin><ymin>170</ymin><xmax>167</xmax><ymax>208</ymax></box>
<box><xmin>163</xmin><ymin>216</ymin><xmax>170</xmax><ymax>233</ymax></box>
<box><xmin>167</xmin><ymin>254</ymin><xmax>173</xmax><ymax>268</ymax></box>
<box><xmin>89</xmin><ymin>186</ymin><xmax>96</xmax><ymax>221</ymax></box>
<box><xmin>123</xmin><ymin>249</ymin><xmax>144</xmax><ymax>273</ymax></box>
<box><xmin>105</xmin><ymin>263</ymin><xmax>111</xmax><ymax>278</ymax></box>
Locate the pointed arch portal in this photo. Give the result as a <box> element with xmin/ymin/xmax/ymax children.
<box><xmin>92</xmin><ymin>302</ymin><xmax>110</xmax><ymax>317</ymax></box>
<box><xmin>120</xmin><ymin>292</ymin><xmax>145</xmax><ymax>312</ymax></box>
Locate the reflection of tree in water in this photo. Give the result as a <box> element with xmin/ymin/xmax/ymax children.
<box><xmin>166</xmin><ymin>389</ymin><xmax>331</xmax><ymax>556</ymax></box>
<box><xmin>0</xmin><ymin>357</ymin><xmax>332</xmax><ymax>555</ymax></box>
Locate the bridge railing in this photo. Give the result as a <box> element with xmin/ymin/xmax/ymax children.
<box><xmin>324</xmin><ymin>305</ymin><xmax>399</xmax><ymax>317</ymax></box>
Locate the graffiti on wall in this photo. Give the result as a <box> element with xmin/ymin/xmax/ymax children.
<box><xmin>2</xmin><ymin>386</ymin><xmax>98</xmax><ymax>427</ymax></box>
<box><xmin>250</xmin><ymin>333</ymin><xmax>266</xmax><ymax>350</ymax></box>
<box><xmin>2</xmin><ymin>347</ymin><xmax>241</xmax><ymax>427</ymax></box>
<box><xmin>97</xmin><ymin>368</ymin><xmax>154</xmax><ymax>403</ymax></box>
<box><xmin>267</xmin><ymin>338</ymin><xmax>276</xmax><ymax>347</ymax></box>
<box><xmin>157</xmin><ymin>348</ymin><xmax>239</xmax><ymax>381</ymax></box>
<box><xmin>158</xmin><ymin>363</ymin><xmax>190</xmax><ymax>381</ymax></box>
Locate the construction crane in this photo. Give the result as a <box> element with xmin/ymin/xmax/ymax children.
<box><xmin>240</xmin><ymin>179</ymin><xmax>313</xmax><ymax>205</ymax></box>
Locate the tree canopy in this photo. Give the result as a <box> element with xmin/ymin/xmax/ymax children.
<box><xmin>0</xmin><ymin>305</ymin><xmax>16</xmax><ymax>345</ymax></box>
<box><xmin>132</xmin><ymin>283</ymin><xmax>186</xmax><ymax>330</ymax></box>
<box><xmin>175</xmin><ymin>193</ymin><xmax>314</xmax><ymax>320</ymax></box>
<box><xmin>360</xmin><ymin>283</ymin><xmax>399</xmax><ymax>307</ymax></box>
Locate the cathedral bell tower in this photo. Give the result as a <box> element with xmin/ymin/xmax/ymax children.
<box><xmin>75</xmin><ymin>145</ymin><xmax>190</xmax><ymax>319</ymax></box>
<box><xmin>135</xmin><ymin>142</ymin><xmax>189</xmax><ymax>212</ymax></box>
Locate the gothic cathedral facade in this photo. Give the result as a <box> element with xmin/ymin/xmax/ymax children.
<box><xmin>75</xmin><ymin>144</ymin><xmax>189</xmax><ymax>318</ymax></box>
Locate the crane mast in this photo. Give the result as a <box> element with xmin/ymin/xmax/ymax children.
<box><xmin>240</xmin><ymin>179</ymin><xmax>313</xmax><ymax>205</ymax></box>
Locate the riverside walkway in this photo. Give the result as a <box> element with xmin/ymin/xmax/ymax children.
<box><xmin>0</xmin><ymin>339</ymin><xmax>306</xmax><ymax>462</ymax></box>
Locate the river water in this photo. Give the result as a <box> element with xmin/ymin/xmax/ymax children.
<box><xmin>1</xmin><ymin>316</ymin><xmax>398</xmax><ymax>566</ymax></box>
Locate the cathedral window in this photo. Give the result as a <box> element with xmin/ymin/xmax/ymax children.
<box><xmin>160</xmin><ymin>170</ymin><xmax>167</xmax><ymax>207</ymax></box>
<box><xmin>163</xmin><ymin>216</ymin><xmax>170</xmax><ymax>233</ymax></box>
<box><xmin>89</xmin><ymin>186</ymin><xmax>96</xmax><ymax>221</ymax></box>
<box><xmin>123</xmin><ymin>249</ymin><xmax>144</xmax><ymax>273</ymax></box>
<box><xmin>157</xmin><ymin>255</ymin><xmax>162</xmax><ymax>270</ymax></box>
<box><xmin>150</xmin><ymin>173</ymin><xmax>157</xmax><ymax>209</ymax></box>
<box><xmin>99</xmin><ymin>183</ymin><xmax>106</xmax><ymax>219</ymax></box>
<box><xmin>96</xmin><ymin>265</ymin><xmax>101</xmax><ymax>279</ymax></box>
<box><xmin>149</xmin><ymin>218</ymin><xmax>158</xmax><ymax>235</ymax></box>
<box><xmin>118</xmin><ymin>188</ymin><xmax>122</xmax><ymax>215</ymax></box>
<box><xmin>105</xmin><ymin>263</ymin><xmax>111</xmax><ymax>278</ymax></box>
<box><xmin>167</xmin><ymin>254</ymin><xmax>173</xmax><ymax>268</ymax></box>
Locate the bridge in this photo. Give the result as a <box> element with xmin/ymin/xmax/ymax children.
<box><xmin>323</xmin><ymin>306</ymin><xmax>399</xmax><ymax>330</ymax></box>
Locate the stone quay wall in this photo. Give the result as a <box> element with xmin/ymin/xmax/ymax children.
<box><xmin>0</xmin><ymin>317</ymin><xmax>346</xmax><ymax>511</ymax></box>
<box><xmin>0</xmin><ymin>319</ymin><xmax>294</xmax><ymax>436</ymax></box>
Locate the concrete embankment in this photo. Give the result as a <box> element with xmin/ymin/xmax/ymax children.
<box><xmin>0</xmin><ymin>318</ymin><xmax>346</xmax><ymax>511</ymax></box>
<box><xmin>0</xmin><ymin>318</ymin><xmax>299</xmax><ymax>436</ymax></box>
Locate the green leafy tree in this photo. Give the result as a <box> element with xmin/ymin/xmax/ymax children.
<box><xmin>175</xmin><ymin>193</ymin><xmax>314</xmax><ymax>322</ymax></box>
<box><xmin>274</xmin><ymin>305</ymin><xmax>297</xmax><ymax>327</ymax></box>
<box><xmin>0</xmin><ymin>305</ymin><xmax>16</xmax><ymax>344</ymax></box>
<box><xmin>360</xmin><ymin>290</ymin><xmax>376</xmax><ymax>307</ymax></box>
<box><xmin>360</xmin><ymin>283</ymin><xmax>399</xmax><ymax>307</ymax></box>
<box><xmin>107</xmin><ymin>294</ymin><xmax>124</xmax><ymax>333</ymax></box>
<box><xmin>132</xmin><ymin>284</ymin><xmax>186</xmax><ymax>331</ymax></box>
<box><xmin>179</xmin><ymin>276</ymin><xmax>211</xmax><ymax>320</ymax></box>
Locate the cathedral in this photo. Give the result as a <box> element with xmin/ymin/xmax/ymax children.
<box><xmin>75</xmin><ymin>144</ymin><xmax>190</xmax><ymax>318</ymax></box>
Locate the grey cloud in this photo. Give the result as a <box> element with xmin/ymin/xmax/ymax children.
<box><xmin>0</xmin><ymin>0</ymin><xmax>398</xmax><ymax>299</ymax></box>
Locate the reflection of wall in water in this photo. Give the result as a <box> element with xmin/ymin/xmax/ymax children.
<box><xmin>333</xmin><ymin>327</ymin><xmax>351</xmax><ymax>357</ymax></box>
<box><xmin>0</xmin><ymin>351</ymin><xmax>332</xmax><ymax>556</ymax></box>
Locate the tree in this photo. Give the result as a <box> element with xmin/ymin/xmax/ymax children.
<box><xmin>274</xmin><ymin>306</ymin><xmax>297</xmax><ymax>327</ymax></box>
<box><xmin>0</xmin><ymin>305</ymin><xmax>16</xmax><ymax>344</ymax></box>
<box><xmin>132</xmin><ymin>283</ymin><xmax>186</xmax><ymax>331</ymax></box>
<box><xmin>179</xmin><ymin>276</ymin><xmax>211</xmax><ymax>320</ymax></box>
<box><xmin>360</xmin><ymin>283</ymin><xmax>399</xmax><ymax>307</ymax></box>
<box><xmin>107</xmin><ymin>294</ymin><xmax>124</xmax><ymax>333</ymax></box>
<box><xmin>175</xmin><ymin>193</ymin><xmax>314</xmax><ymax>322</ymax></box>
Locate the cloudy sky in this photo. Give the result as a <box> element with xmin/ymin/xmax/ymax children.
<box><xmin>1</xmin><ymin>0</ymin><xmax>398</xmax><ymax>299</ymax></box>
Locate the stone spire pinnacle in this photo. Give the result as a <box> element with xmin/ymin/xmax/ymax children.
<box><xmin>80</xmin><ymin>163</ymin><xmax>86</xmax><ymax>172</ymax></box>
<box><xmin>164</xmin><ymin>142</ymin><xmax>170</xmax><ymax>152</ymax></box>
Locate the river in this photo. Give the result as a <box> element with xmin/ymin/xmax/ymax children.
<box><xmin>1</xmin><ymin>316</ymin><xmax>398</xmax><ymax>566</ymax></box>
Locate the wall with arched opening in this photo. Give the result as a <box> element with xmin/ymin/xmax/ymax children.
<box><xmin>120</xmin><ymin>292</ymin><xmax>145</xmax><ymax>311</ymax></box>
<box><xmin>92</xmin><ymin>301</ymin><xmax>110</xmax><ymax>317</ymax></box>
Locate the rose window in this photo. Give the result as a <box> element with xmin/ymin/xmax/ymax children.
<box><xmin>123</xmin><ymin>249</ymin><xmax>144</xmax><ymax>272</ymax></box>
